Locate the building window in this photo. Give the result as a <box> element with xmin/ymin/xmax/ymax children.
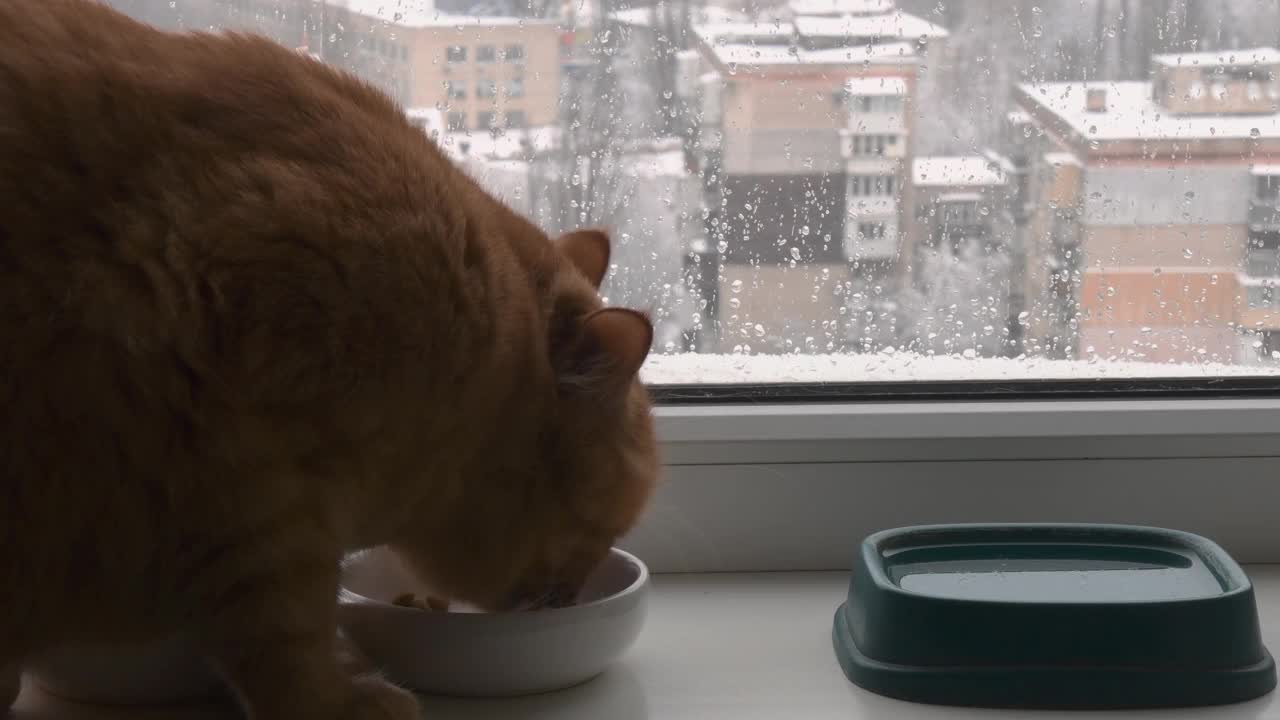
<box><xmin>942</xmin><ymin>202</ymin><xmax>980</xmax><ymax>226</ymax></box>
<box><xmin>850</xmin><ymin>135</ymin><xmax>891</xmax><ymax>156</ymax></box>
<box><xmin>849</xmin><ymin>175</ymin><xmax>896</xmax><ymax>197</ymax></box>
<box><xmin>477</xmin><ymin>80</ymin><xmax>497</xmax><ymax>99</ymax></box>
<box><xmin>444</xmin><ymin>80</ymin><xmax>465</xmax><ymax>100</ymax></box>
<box><xmin>506</xmin><ymin>110</ymin><xmax>527</xmax><ymax>128</ymax></box>
<box><xmin>852</xmin><ymin>95</ymin><xmax>904</xmax><ymax>114</ymax></box>
<box><xmin>400</xmin><ymin>45</ymin><xmax>408</xmax><ymax>62</ymax></box>
<box><xmin>505</xmin><ymin>44</ymin><xmax>525</xmax><ymax>62</ymax></box>
<box><xmin>476</xmin><ymin>45</ymin><xmax>496</xmax><ymax>63</ymax></box>
<box><xmin>858</xmin><ymin>222</ymin><xmax>886</xmax><ymax>240</ymax></box>
<box><xmin>477</xmin><ymin>111</ymin><xmax>498</xmax><ymax>130</ymax></box>
<box><xmin>1258</xmin><ymin>176</ymin><xmax>1280</xmax><ymax>204</ymax></box>
<box><xmin>446</xmin><ymin>45</ymin><xmax>466</xmax><ymax>63</ymax></box>
<box><xmin>446</xmin><ymin>112</ymin><xmax>466</xmax><ymax>131</ymax></box>
<box><xmin>506</xmin><ymin>77</ymin><xmax>525</xmax><ymax>99</ymax></box>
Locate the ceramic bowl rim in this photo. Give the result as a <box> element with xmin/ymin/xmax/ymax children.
<box><xmin>338</xmin><ymin>547</ymin><xmax>649</xmax><ymax>619</ymax></box>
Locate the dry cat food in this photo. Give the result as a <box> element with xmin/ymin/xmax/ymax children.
<box><xmin>392</xmin><ymin>593</ymin><xmax>450</xmax><ymax>612</ymax></box>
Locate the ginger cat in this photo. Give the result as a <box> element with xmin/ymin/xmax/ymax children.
<box><xmin>0</xmin><ymin>1</ymin><xmax>659</xmax><ymax>718</ymax></box>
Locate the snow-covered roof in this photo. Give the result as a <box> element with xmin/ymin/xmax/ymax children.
<box><xmin>913</xmin><ymin>156</ymin><xmax>1006</xmax><ymax>188</ymax></box>
<box><xmin>696</xmin><ymin>21</ymin><xmax>795</xmax><ymax>44</ymax></box>
<box><xmin>612</xmin><ymin>5</ymin><xmax>748</xmax><ymax>28</ymax></box>
<box><xmin>1044</xmin><ymin>151</ymin><xmax>1083</xmax><ymax>168</ymax></box>
<box><xmin>1151</xmin><ymin>47</ymin><xmax>1280</xmax><ymax>68</ymax></box>
<box><xmin>1017</xmin><ymin>81</ymin><xmax>1280</xmax><ymax>141</ymax></box>
<box><xmin>846</xmin><ymin>76</ymin><xmax>907</xmax><ymax>96</ymax></box>
<box><xmin>1252</xmin><ymin>164</ymin><xmax>1280</xmax><ymax>176</ymax></box>
<box><xmin>1006</xmin><ymin>109</ymin><xmax>1032</xmax><ymax>125</ymax></box>
<box><xmin>640</xmin><ymin>352</ymin><xmax>1280</xmax><ymax>384</ymax></box>
<box><xmin>405</xmin><ymin>107</ymin><xmax>444</xmax><ymax>133</ymax></box>
<box><xmin>610</xmin><ymin>7</ymin><xmax>653</xmax><ymax>27</ymax></box>
<box><xmin>788</xmin><ymin>0</ymin><xmax>894</xmax><ymax>17</ymax></box>
<box><xmin>332</xmin><ymin>1</ymin><xmax>555</xmax><ymax>28</ymax></box>
<box><xmin>934</xmin><ymin>191</ymin><xmax>984</xmax><ymax>203</ymax></box>
<box><xmin>625</xmin><ymin>150</ymin><xmax>688</xmax><ymax>178</ymax></box>
<box><xmin>793</xmin><ymin>12</ymin><xmax>948</xmax><ymax>40</ymax></box>
<box><xmin>694</xmin><ymin>23</ymin><xmax>918</xmax><ymax>67</ymax></box>
<box><xmin>435</xmin><ymin>126</ymin><xmax>561</xmax><ymax>161</ymax></box>
<box><xmin>713</xmin><ymin>41</ymin><xmax>916</xmax><ymax>66</ymax></box>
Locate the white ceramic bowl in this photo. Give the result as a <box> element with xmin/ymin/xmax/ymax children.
<box><xmin>26</xmin><ymin>635</ymin><xmax>224</xmax><ymax>705</ymax></box>
<box><xmin>338</xmin><ymin>547</ymin><xmax>649</xmax><ymax>697</ymax></box>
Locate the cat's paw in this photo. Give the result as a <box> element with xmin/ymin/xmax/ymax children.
<box><xmin>343</xmin><ymin>675</ymin><xmax>420</xmax><ymax>720</ymax></box>
<box><xmin>0</xmin><ymin>663</ymin><xmax>19</xmax><ymax>709</ymax></box>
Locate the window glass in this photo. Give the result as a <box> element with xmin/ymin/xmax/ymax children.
<box><xmin>109</xmin><ymin>1</ymin><xmax>1280</xmax><ymax>386</ymax></box>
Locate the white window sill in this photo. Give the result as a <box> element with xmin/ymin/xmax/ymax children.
<box><xmin>17</xmin><ymin>566</ymin><xmax>1280</xmax><ymax>718</ymax></box>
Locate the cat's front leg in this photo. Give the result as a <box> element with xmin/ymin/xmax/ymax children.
<box><xmin>193</xmin><ymin>544</ymin><xmax>419</xmax><ymax>720</ymax></box>
<box><xmin>0</xmin><ymin>661</ymin><xmax>19</xmax><ymax>709</ymax></box>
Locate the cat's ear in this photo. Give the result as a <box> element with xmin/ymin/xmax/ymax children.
<box><xmin>555</xmin><ymin>229</ymin><xmax>611</xmax><ymax>289</ymax></box>
<box><xmin>562</xmin><ymin>308</ymin><xmax>653</xmax><ymax>391</ymax></box>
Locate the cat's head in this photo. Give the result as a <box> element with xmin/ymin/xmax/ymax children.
<box><xmin>397</xmin><ymin>229</ymin><xmax>659</xmax><ymax>611</ymax></box>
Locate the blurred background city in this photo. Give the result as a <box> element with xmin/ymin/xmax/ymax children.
<box><xmin>99</xmin><ymin>0</ymin><xmax>1280</xmax><ymax>380</ymax></box>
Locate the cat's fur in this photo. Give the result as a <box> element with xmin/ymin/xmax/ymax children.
<box><xmin>0</xmin><ymin>1</ymin><xmax>658</xmax><ymax>717</ymax></box>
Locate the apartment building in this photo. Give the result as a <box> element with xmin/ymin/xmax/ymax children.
<box><xmin>909</xmin><ymin>155</ymin><xmax>1010</xmax><ymax>278</ymax></box>
<box><xmin>161</xmin><ymin>0</ymin><xmax>562</xmax><ymax>133</ymax></box>
<box><xmin>1013</xmin><ymin>48</ymin><xmax>1280</xmax><ymax>364</ymax></box>
<box><xmin>688</xmin><ymin>0</ymin><xmax>947</xmax><ymax>353</ymax></box>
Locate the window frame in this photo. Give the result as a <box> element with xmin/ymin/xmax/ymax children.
<box><xmin>622</xmin><ymin>390</ymin><xmax>1280</xmax><ymax>573</ymax></box>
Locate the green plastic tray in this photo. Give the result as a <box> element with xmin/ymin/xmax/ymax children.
<box><xmin>832</xmin><ymin>524</ymin><xmax>1275</xmax><ymax>709</ymax></box>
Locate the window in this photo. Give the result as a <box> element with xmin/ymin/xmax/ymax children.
<box><xmin>857</xmin><ymin>222</ymin><xmax>885</xmax><ymax>240</ymax></box>
<box><xmin>476</xmin><ymin>111</ymin><xmax>498</xmax><ymax>130</ymax></box>
<box><xmin>107</xmin><ymin>2</ymin><xmax>1280</xmax><ymax>459</ymax></box>
<box><xmin>506</xmin><ymin>110</ymin><xmax>526</xmax><ymax>129</ymax></box>
<box><xmin>1259</xmin><ymin>175</ymin><xmax>1280</xmax><ymax>204</ymax></box>
<box><xmin>848</xmin><ymin>174</ymin><xmax>895</xmax><ymax>197</ymax></box>
<box><xmin>849</xmin><ymin>134</ymin><xmax>891</xmax><ymax>156</ymax></box>
<box><xmin>852</xmin><ymin>95</ymin><xmax>903</xmax><ymax>114</ymax></box>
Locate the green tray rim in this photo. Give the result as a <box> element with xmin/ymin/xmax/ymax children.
<box><xmin>864</xmin><ymin>522</ymin><xmax>1255</xmax><ymax>607</ymax></box>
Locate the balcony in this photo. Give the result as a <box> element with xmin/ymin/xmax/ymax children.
<box><xmin>1241</xmin><ymin>275</ymin><xmax>1280</xmax><ymax>309</ymax></box>
<box><xmin>1250</xmin><ymin>198</ymin><xmax>1280</xmax><ymax>232</ymax></box>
